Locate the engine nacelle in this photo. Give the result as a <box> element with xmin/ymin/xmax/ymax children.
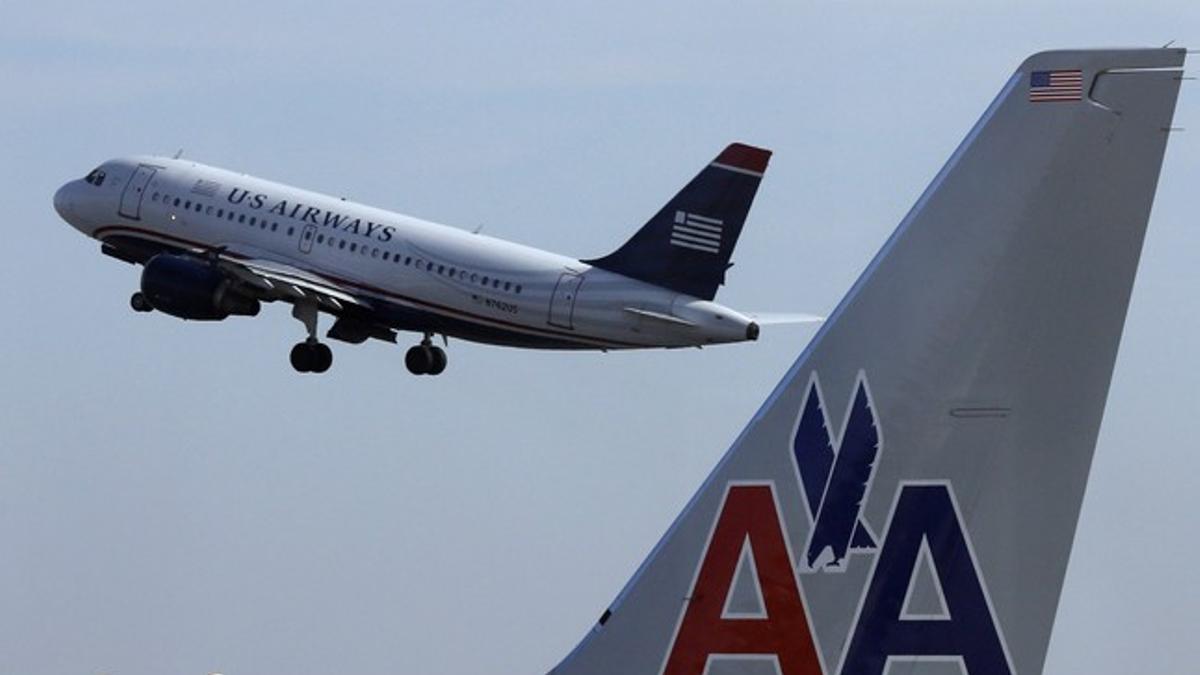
<box><xmin>140</xmin><ymin>254</ymin><xmax>260</xmax><ymax>320</ymax></box>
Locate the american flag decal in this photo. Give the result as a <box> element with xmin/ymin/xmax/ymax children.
<box><xmin>191</xmin><ymin>179</ymin><xmax>222</xmax><ymax>197</ymax></box>
<box><xmin>671</xmin><ymin>211</ymin><xmax>723</xmax><ymax>254</ymax></box>
<box><xmin>1029</xmin><ymin>69</ymin><xmax>1083</xmax><ymax>102</ymax></box>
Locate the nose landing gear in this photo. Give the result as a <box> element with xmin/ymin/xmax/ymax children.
<box><xmin>130</xmin><ymin>291</ymin><xmax>154</xmax><ymax>313</ymax></box>
<box><xmin>405</xmin><ymin>335</ymin><xmax>447</xmax><ymax>376</ymax></box>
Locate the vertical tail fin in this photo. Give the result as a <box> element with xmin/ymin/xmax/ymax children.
<box><xmin>551</xmin><ymin>48</ymin><xmax>1184</xmax><ymax>675</ymax></box>
<box><xmin>583</xmin><ymin>143</ymin><xmax>771</xmax><ymax>300</ymax></box>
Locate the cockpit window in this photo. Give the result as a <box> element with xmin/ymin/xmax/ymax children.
<box><xmin>84</xmin><ymin>168</ymin><xmax>106</xmax><ymax>186</ymax></box>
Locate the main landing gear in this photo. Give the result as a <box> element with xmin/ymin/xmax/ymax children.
<box><xmin>290</xmin><ymin>341</ymin><xmax>332</xmax><ymax>373</ymax></box>
<box><xmin>405</xmin><ymin>334</ymin><xmax>447</xmax><ymax>376</ymax></box>
<box><xmin>290</xmin><ymin>303</ymin><xmax>333</xmax><ymax>374</ymax></box>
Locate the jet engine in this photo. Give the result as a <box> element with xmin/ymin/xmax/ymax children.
<box><xmin>140</xmin><ymin>254</ymin><xmax>260</xmax><ymax>320</ymax></box>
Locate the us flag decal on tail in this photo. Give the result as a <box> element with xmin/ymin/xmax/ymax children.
<box><xmin>1029</xmin><ymin>69</ymin><xmax>1083</xmax><ymax>102</ymax></box>
<box><xmin>671</xmin><ymin>211</ymin><xmax>723</xmax><ymax>254</ymax></box>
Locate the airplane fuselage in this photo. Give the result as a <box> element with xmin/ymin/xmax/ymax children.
<box><xmin>54</xmin><ymin>156</ymin><xmax>758</xmax><ymax>354</ymax></box>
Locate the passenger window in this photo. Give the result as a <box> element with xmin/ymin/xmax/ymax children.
<box><xmin>339</xmin><ymin>240</ymin><xmax>347</xmax><ymax>249</ymax></box>
<box><xmin>217</xmin><ymin>209</ymin><xmax>224</xmax><ymax>218</ymax></box>
<box><xmin>271</xmin><ymin>222</ymin><xmax>278</xmax><ymax>232</ymax></box>
<box><xmin>372</xmin><ymin>248</ymin><xmax>379</xmax><ymax>258</ymax></box>
<box><xmin>515</xmin><ymin>285</ymin><xmax>522</xmax><ymax>294</ymax></box>
<box><xmin>206</xmin><ymin>206</ymin><xmax>213</xmax><ymax>215</ymax></box>
<box><xmin>287</xmin><ymin>226</ymin><xmax>294</xmax><ymax>236</ymax></box>
<box><xmin>471</xmin><ymin>273</ymin><xmax>479</xmax><ymax>283</ymax></box>
<box><xmin>382</xmin><ymin>251</ymin><xmax>390</xmax><ymax>261</ymax></box>
<box><xmin>493</xmin><ymin>279</ymin><xmax>500</xmax><ymax>288</ymax></box>
<box><xmin>195</xmin><ymin>203</ymin><xmax>202</xmax><ymax>212</ymax></box>
<box><xmin>405</xmin><ymin>256</ymin><xmax>412</xmax><ymax>265</ymax></box>
<box><xmin>174</xmin><ymin>198</ymin><xmax>181</xmax><ymax>207</ymax></box>
<box><xmin>304</xmin><ymin>230</ymin><xmax>313</xmax><ymax>240</ymax></box>
<box><xmin>316</xmin><ymin>234</ymin><xmax>324</xmax><ymax>243</ymax></box>
<box><xmin>438</xmin><ymin>265</ymin><xmax>445</xmax><ymax>275</ymax></box>
<box><xmin>481</xmin><ymin>276</ymin><xmax>489</xmax><ymax>285</ymax></box>
<box><xmin>238</xmin><ymin>214</ymin><xmax>246</xmax><ymax>223</ymax></box>
<box><xmin>185</xmin><ymin>200</ymin><xmax>191</xmax><ymax>209</ymax></box>
<box><xmin>151</xmin><ymin>192</ymin><xmax>159</xmax><ymax>202</ymax></box>
<box><xmin>249</xmin><ymin>216</ymin><xmax>256</xmax><ymax>225</ymax></box>
<box><xmin>504</xmin><ymin>281</ymin><xmax>511</xmax><ymax>291</ymax></box>
<box><xmin>227</xmin><ymin>211</ymin><xmax>234</xmax><ymax>220</ymax></box>
<box><xmin>350</xmin><ymin>242</ymin><xmax>357</xmax><ymax>252</ymax></box>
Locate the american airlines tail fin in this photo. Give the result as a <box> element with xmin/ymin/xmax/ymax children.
<box><xmin>550</xmin><ymin>48</ymin><xmax>1184</xmax><ymax>675</ymax></box>
<box><xmin>583</xmin><ymin>143</ymin><xmax>771</xmax><ymax>301</ymax></box>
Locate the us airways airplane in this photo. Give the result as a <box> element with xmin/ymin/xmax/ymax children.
<box><xmin>545</xmin><ymin>47</ymin><xmax>1184</xmax><ymax>675</ymax></box>
<box><xmin>53</xmin><ymin>143</ymin><xmax>812</xmax><ymax>375</ymax></box>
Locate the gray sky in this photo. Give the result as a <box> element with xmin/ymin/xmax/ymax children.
<box><xmin>2</xmin><ymin>2</ymin><xmax>1197</xmax><ymax>674</ymax></box>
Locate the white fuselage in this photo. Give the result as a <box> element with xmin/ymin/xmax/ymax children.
<box><xmin>54</xmin><ymin>156</ymin><xmax>757</xmax><ymax>350</ymax></box>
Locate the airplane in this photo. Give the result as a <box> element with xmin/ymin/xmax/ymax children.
<box><xmin>53</xmin><ymin>142</ymin><xmax>816</xmax><ymax>375</ymax></box>
<box><xmin>544</xmin><ymin>47</ymin><xmax>1184</xmax><ymax>674</ymax></box>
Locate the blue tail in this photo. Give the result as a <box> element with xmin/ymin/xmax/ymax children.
<box><xmin>583</xmin><ymin>143</ymin><xmax>771</xmax><ymax>301</ymax></box>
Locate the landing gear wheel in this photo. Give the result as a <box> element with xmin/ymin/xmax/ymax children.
<box><xmin>406</xmin><ymin>335</ymin><xmax>448</xmax><ymax>376</ymax></box>
<box><xmin>130</xmin><ymin>292</ymin><xmax>153</xmax><ymax>313</ymax></box>
<box><xmin>311</xmin><ymin>343</ymin><xmax>333</xmax><ymax>373</ymax></box>
<box><xmin>288</xmin><ymin>303</ymin><xmax>333</xmax><ymax>374</ymax></box>
<box><xmin>291</xmin><ymin>342</ymin><xmax>332</xmax><ymax>374</ymax></box>
<box><xmin>405</xmin><ymin>345</ymin><xmax>432</xmax><ymax>375</ymax></box>
<box><xmin>427</xmin><ymin>346</ymin><xmax>447</xmax><ymax>375</ymax></box>
<box><xmin>290</xmin><ymin>343</ymin><xmax>314</xmax><ymax>373</ymax></box>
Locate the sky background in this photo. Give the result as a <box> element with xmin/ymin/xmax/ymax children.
<box><xmin>2</xmin><ymin>2</ymin><xmax>1198</xmax><ymax>674</ymax></box>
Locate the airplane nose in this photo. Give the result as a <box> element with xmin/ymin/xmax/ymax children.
<box><xmin>53</xmin><ymin>183</ymin><xmax>74</xmax><ymax>219</ymax></box>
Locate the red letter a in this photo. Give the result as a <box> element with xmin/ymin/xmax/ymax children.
<box><xmin>662</xmin><ymin>484</ymin><xmax>823</xmax><ymax>675</ymax></box>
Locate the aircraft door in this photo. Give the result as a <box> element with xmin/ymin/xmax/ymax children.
<box><xmin>118</xmin><ymin>165</ymin><xmax>157</xmax><ymax>220</ymax></box>
<box><xmin>299</xmin><ymin>224</ymin><xmax>317</xmax><ymax>253</ymax></box>
<box><xmin>548</xmin><ymin>272</ymin><xmax>584</xmax><ymax>330</ymax></box>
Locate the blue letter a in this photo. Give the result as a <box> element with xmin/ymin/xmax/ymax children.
<box><xmin>840</xmin><ymin>484</ymin><xmax>1012</xmax><ymax>675</ymax></box>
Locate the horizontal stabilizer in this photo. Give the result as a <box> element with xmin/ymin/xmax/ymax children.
<box><xmin>746</xmin><ymin>312</ymin><xmax>824</xmax><ymax>325</ymax></box>
<box><xmin>622</xmin><ymin>307</ymin><xmax>697</xmax><ymax>327</ymax></box>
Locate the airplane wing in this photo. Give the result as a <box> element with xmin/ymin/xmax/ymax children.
<box><xmin>215</xmin><ymin>249</ymin><xmax>371</xmax><ymax>313</ymax></box>
<box><xmin>215</xmin><ymin>247</ymin><xmax>398</xmax><ymax>345</ymax></box>
<box><xmin>622</xmin><ymin>306</ymin><xmax>697</xmax><ymax>327</ymax></box>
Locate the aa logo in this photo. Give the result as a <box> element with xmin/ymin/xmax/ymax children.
<box><xmin>661</xmin><ymin>372</ymin><xmax>1015</xmax><ymax>675</ymax></box>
